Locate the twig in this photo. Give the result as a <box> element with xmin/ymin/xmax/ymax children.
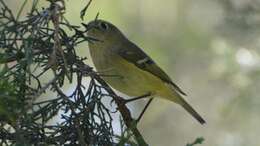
<box><xmin>92</xmin><ymin>73</ymin><xmax>149</xmax><ymax>146</ymax></box>
<box><xmin>50</xmin><ymin>1</ymin><xmax>71</xmax><ymax>81</ymax></box>
<box><xmin>53</xmin><ymin>84</ymin><xmax>87</xmax><ymax>146</ymax></box>
<box><xmin>80</xmin><ymin>0</ymin><xmax>93</xmax><ymax>20</ymax></box>
<box><xmin>16</xmin><ymin>0</ymin><xmax>28</xmax><ymax>20</ymax></box>
<box><xmin>26</xmin><ymin>76</ymin><xmax>59</xmax><ymax>110</ymax></box>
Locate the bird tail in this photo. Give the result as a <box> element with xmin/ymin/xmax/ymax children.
<box><xmin>178</xmin><ymin>97</ymin><xmax>206</xmax><ymax>125</ymax></box>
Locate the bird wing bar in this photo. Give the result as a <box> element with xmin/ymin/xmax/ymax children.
<box><xmin>118</xmin><ymin>41</ymin><xmax>187</xmax><ymax>96</ymax></box>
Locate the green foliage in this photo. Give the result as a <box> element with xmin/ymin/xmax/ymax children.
<box><xmin>0</xmin><ymin>0</ymin><xmax>115</xmax><ymax>145</ymax></box>
<box><xmin>0</xmin><ymin>69</ymin><xmax>23</xmax><ymax>124</ymax></box>
<box><xmin>186</xmin><ymin>137</ymin><xmax>204</xmax><ymax>146</ymax></box>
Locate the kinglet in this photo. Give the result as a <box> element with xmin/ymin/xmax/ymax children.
<box><xmin>86</xmin><ymin>19</ymin><xmax>205</xmax><ymax>124</ymax></box>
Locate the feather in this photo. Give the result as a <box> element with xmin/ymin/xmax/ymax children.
<box><xmin>118</xmin><ymin>40</ymin><xmax>187</xmax><ymax>96</ymax></box>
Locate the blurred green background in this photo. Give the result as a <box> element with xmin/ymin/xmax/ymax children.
<box><xmin>5</xmin><ymin>0</ymin><xmax>260</xmax><ymax>145</ymax></box>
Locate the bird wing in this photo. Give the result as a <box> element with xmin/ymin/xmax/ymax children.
<box><xmin>118</xmin><ymin>40</ymin><xmax>187</xmax><ymax>96</ymax></box>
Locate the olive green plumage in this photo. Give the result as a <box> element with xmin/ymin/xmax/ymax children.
<box><xmin>86</xmin><ymin>19</ymin><xmax>205</xmax><ymax>124</ymax></box>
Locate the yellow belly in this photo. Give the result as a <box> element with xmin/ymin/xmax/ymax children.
<box><xmin>89</xmin><ymin>47</ymin><xmax>173</xmax><ymax>98</ymax></box>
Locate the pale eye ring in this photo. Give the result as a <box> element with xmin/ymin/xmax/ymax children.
<box><xmin>99</xmin><ymin>22</ymin><xmax>109</xmax><ymax>30</ymax></box>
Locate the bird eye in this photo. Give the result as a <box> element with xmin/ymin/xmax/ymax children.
<box><xmin>99</xmin><ymin>22</ymin><xmax>109</xmax><ymax>30</ymax></box>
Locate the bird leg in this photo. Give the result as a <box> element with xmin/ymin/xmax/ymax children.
<box><xmin>123</xmin><ymin>93</ymin><xmax>154</xmax><ymax>123</ymax></box>
<box><xmin>113</xmin><ymin>92</ymin><xmax>153</xmax><ymax>123</ymax></box>
<box><xmin>136</xmin><ymin>98</ymin><xmax>154</xmax><ymax>123</ymax></box>
<box><xmin>124</xmin><ymin>92</ymin><xmax>152</xmax><ymax>103</ymax></box>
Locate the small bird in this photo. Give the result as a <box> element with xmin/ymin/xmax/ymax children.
<box><xmin>86</xmin><ymin>19</ymin><xmax>205</xmax><ymax>124</ymax></box>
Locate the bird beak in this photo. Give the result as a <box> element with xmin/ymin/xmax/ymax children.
<box><xmin>81</xmin><ymin>22</ymin><xmax>103</xmax><ymax>43</ymax></box>
<box><xmin>81</xmin><ymin>22</ymin><xmax>93</xmax><ymax>32</ymax></box>
<box><xmin>81</xmin><ymin>23</ymin><xmax>89</xmax><ymax>30</ymax></box>
<box><xmin>82</xmin><ymin>21</ymin><xmax>100</xmax><ymax>32</ymax></box>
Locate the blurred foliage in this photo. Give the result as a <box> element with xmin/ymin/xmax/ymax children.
<box><xmin>186</xmin><ymin>137</ymin><xmax>204</xmax><ymax>146</ymax></box>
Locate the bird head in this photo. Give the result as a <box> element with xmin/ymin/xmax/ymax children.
<box><xmin>84</xmin><ymin>19</ymin><xmax>124</xmax><ymax>44</ymax></box>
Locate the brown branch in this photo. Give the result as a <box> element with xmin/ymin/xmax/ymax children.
<box><xmin>76</xmin><ymin>61</ymin><xmax>148</xmax><ymax>145</ymax></box>
<box><xmin>49</xmin><ymin>1</ymin><xmax>71</xmax><ymax>81</ymax></box>
<box><xmin>92</xmin><ymin>73</ymin><xmax>148</xmax><ymax>146</ymax></box>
